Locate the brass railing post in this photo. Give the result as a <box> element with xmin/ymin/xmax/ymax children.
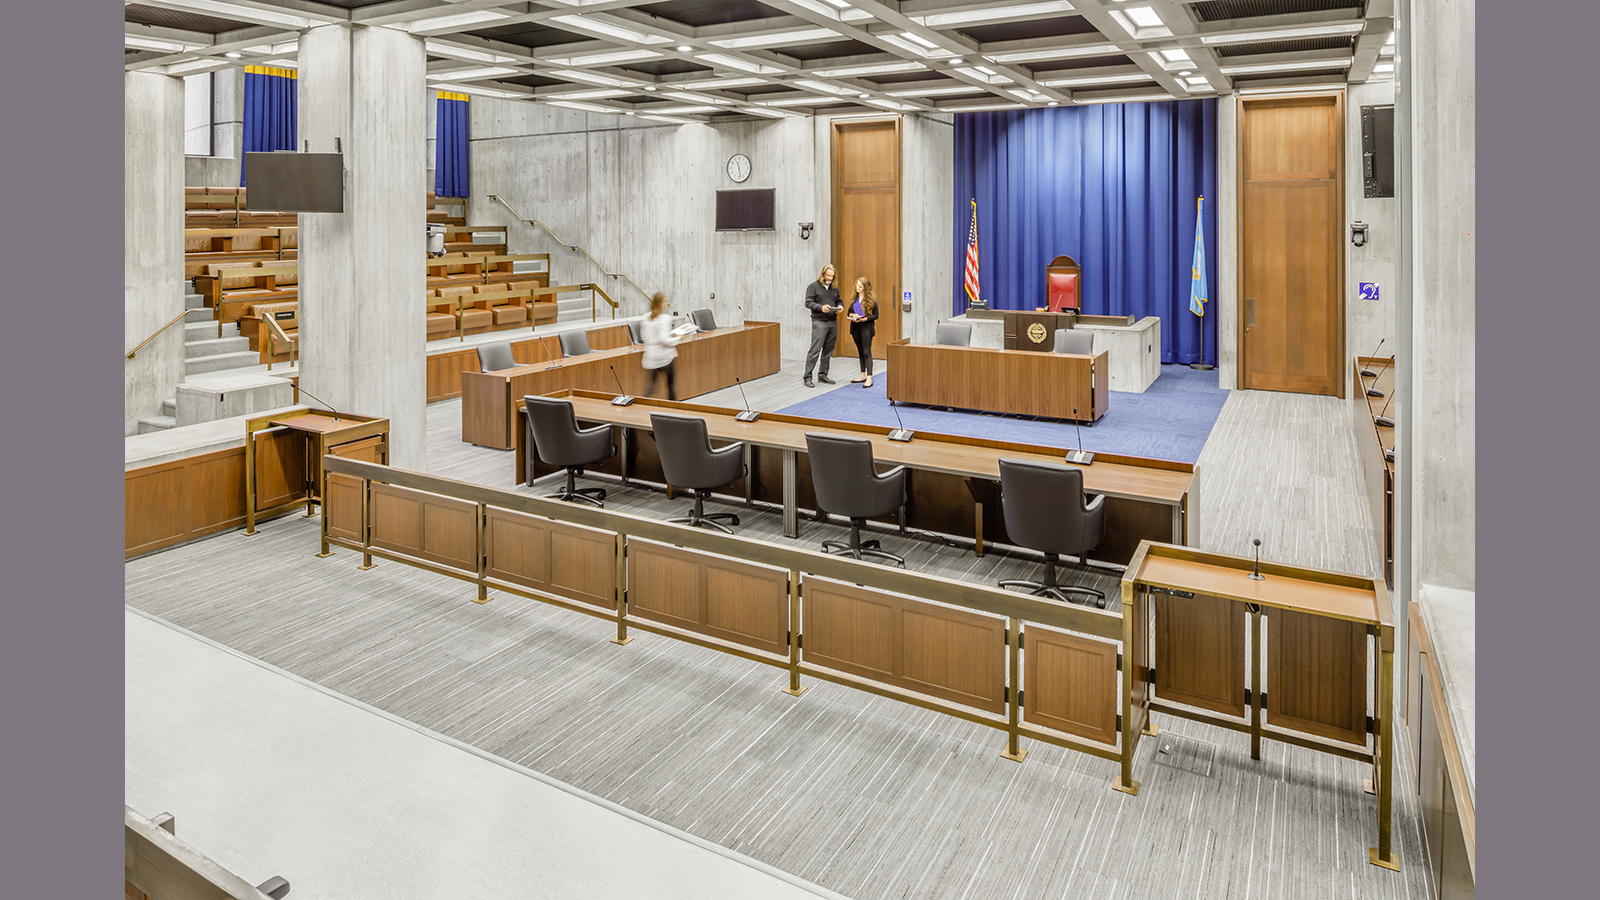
<box><xmin>474</xmin><ymin>502</ymin><xmax>491</xmax><ymax>604</ymax></box>
<box><xmin>316</xmin><ymin>480</ymin><xmax>333</xmax><ymax>558</ymax></box>
<box><xmin>1114</xmin><ymin>579</ymin><xmax>1140</xmax><ymax>795</ymax></box>
<box><xmin>1001</xmin><ymin>617</ymin><xmax>1026</xmax><ymax>761</ymax></box>
<box><xmin>1250</xmin><ymin>605</ymin><xmax>1264</xmax><ymax>760</ymax></box>
<box><xmin>1370</xmin><ymin>622</ymin><xmax>1398</xmax><ymax>869</ymax></box>
<box><xmin>782</xmin><ymin>571</ymin><xmax>806</xmax><ymax>696</ymax></box>
<box><xmin>611</xmin><ymin>533</ymin><xmax>632</xmax><ymax>645</ymax></box>
<box><xmin>358</xmin><ymin>478</ymin><xmax>375</xmax><ymax>570</ymax></box>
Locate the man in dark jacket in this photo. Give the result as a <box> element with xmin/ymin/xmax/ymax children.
<box><xmin>803</xmin><ymin>263</ymin><xmax>841</xmax><ymax>387</ymax></box>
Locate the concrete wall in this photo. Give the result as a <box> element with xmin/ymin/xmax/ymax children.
<box><xmin>1409</xmin><ymin>0</ymin><xmax>1475</xmax><ymax>593</ymax></box>
<box><xmin>185</xmin><ymin>67</ymin><xmax>243</xmax><ymax>187</ymax></box>
<box><xmin>1344</xmin><ymin>80</ymin><xmax>1400</xmax><ymax>398</ymax></box>
<box><xmin>126</xmin><ymin>72</ymin><xmax>186</xmax><ymax>435</ymax></box>
<box><xmin>1217</xmin><ymin>96</ymin><xmax>1238</xmax><ymax>390</ymax></box>
<box><xmin>467</xmin><ymin>106</ymin><xmax>958</xmax><ymax>361</ymax></box>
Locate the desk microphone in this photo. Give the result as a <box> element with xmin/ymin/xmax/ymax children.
<box><xmin>1064</xmin><ymin>415</ymin><xmax>1094</xmax><ymax>466</ymax></box>
<box><xmin>608</xmin><ymin>364</ymin><xmax>635</xmax><ymax>406</ymax></box>
<box><xmin>887</xmin><ymin>397</ymin><xmax>914</xmax><ymax>442</ymax></box>
<box><xmin>1360</xmin><ymin>338</ymin><xmax>1385</xmax><ymax>378</ymax></box>
<box><xmin>294</xmin><ymin>384</ymin><xmax>342</xmax><ymax>422</ymax></box>
<box><xmin>1364</xmin><ymin>354</ymin><xmax>1394</xmax><ymax>399</ymax></box>
<box><xmin>1374</xmin><ymin>381</ymin><xmax>1397</xmax><ymax>429</ymax></box>
<box><xmin>537</xmin><ymin>335</ymin><xmax>562</xmax><ymax>369</ymax></box>
<box><xmin>1248</xmin><ymin>538</ymin><xmax>1266</xmax><ymax>581</ymax></box>
<box><xmin>734</xmin><ymin>376</ymin><xmax>760</xmax><ymax>422</ymax></box>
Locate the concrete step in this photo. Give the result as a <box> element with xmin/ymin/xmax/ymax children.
<box><xmin>136</xmin><ymin>415</ymin><xmax>176</xmax><ymax>434</ymax></box>
<box><xmin>185</xmin><ymin>307</ymin><xmax>215</xmax><ymax>325</ymax></box>
<box><xmin>185</xmin><ymin>351</ymin><xmax>259</xmax><ymax>376</ymax></box>
<box><xmin>162</xmin><ymin>398</ymin><xmax>177</xmax><ymax>418</ymax></box>
<box><xmin>186</xmin><ymin>293</ymin><xmax>206</xmax><ymax>310</ymax></box>
<box><xmin>185</xmin><ymin>321</ymin><xmax>226</xmax><ymax>340</ymax></box>
<box><xmin>186</xmin><ymin>335</ymin><xmax>250</xmax><ymax>358</ymax></box>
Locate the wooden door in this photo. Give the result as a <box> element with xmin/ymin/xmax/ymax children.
<box><xmin>832</xmin><ymin>118</ymin><xmax>901</xmax><ymax>355</ymax></box>
<box><xmin>1240</xmin><ymin>94</ymin><xmax>1344</xmax><ymax>397</ymax></box>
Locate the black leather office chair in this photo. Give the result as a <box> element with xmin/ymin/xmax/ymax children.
<box><xmin>689</xmin><ymin>308</ymin><xmax>718</xmax><ymax>332</ymax></box>
<box><xmin>805</xmin><ymin>433</ymin><xmax>907</xmax><ymax>566</ymax></box>
<box><xmin>936</xmin><ymin>322</ymin><xmax>973</xmax><ymax>347</ymax></box>
<box><xmin>1052</xmin><ymin>328</ymin><xmax>1093</xmax><ymax>355</ymax></box>
<box><xmin>558</xmin><ymin>329</ymin><xmax>592</xmax><ymax>357</ymax></box>
<box><xmin>477</xmin><ymin>340</ymin><xmax>516</xmax><ymax>372</ymax></box>
<box><xmin>524</xmin><ymin>396</ymin><xmax>615</xmax><ymax>507</ymax></box>
<box><xmin>996</xmin><ymin>458</ymin><xmax>1107</xmax><ymax>607</ymax></box>
<box><xmin>651</xmin><ymin>413</ymin><xmax>745</xmax><ymax>533</ymax></box>
<box><xmin>626</xmin><ymin>320</ymin><xmax>644</xmax><ymax>345</ymax></box>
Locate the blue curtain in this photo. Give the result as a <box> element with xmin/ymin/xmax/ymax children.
<box><xmin>436</xmin><ymin>92</ymin><xmax>470</xmax><ymax>198</ymax></box>
<box><xmin>952</xmin><ymin>100</ymin><xmax>1219</xmax><ymax>366</ymax></box>
<box><xmin>240</xmin><ymin>66</ymin><xmax>298</xmax><ymax>186</ymax></box>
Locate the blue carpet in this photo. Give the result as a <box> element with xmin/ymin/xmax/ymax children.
<box><xmin>776</xmin><ymin>365</ymin><xmax>1228</xmax><ymax>464</ymax></box>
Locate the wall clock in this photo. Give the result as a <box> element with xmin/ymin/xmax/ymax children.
<box><xmin>726</xmin><ymin>153</ymin><xmax>751</xmax><ymax>184</ymax></box>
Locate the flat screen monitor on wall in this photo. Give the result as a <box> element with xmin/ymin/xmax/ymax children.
<box><xmin>244</xmin><ymin>151</ymin><xmax>344</xmax><ymax>213</ymax></box>
<box><xmin>715</xmin><ymin>189</ymin><xmax>775</xmax><ymax>232</ymax></box>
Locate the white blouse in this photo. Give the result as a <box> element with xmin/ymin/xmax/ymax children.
<box><xmin>641</xmin><ymin>314</ymin><xmax>680</xmax><ymax>370</ymax></box>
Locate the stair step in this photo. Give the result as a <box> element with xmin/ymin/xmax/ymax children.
<box><xmin>136</xmin><ymin>415</ymin><xmax>177</xmax><ymax>434</ymax></box>
<box><xmin>186</xmin><ymin>336</ymin><xmax>250</xmax><ymax>358</ymax></box>
<box><xmin>184</xmin><ymin>307</ymin><xmax>215</xmax><ymax>324</ymax></box>
<box><xmin>185</xmin><ymin>351</ymin><xmax>259</xmax><ymax>375</ymax></box>
<box><xmin>185</xmin><ymin>294</ymin><xmax>207</xmax><ymax>310</ymax></box>
<box><xmin>185</xmin><ymin>320</ymin><xmax>226</xmax><ymax>339</ymax></box>
<box><xmin>161</xmin><ymin>398</ymin><xmax>177</xmax><ymax>418</ymax></box>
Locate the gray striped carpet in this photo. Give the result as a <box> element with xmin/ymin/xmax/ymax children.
<box><xmin>125</xmin><ymin>373</ymin><xmax>1432</xmax><ymax>900</ymax></box>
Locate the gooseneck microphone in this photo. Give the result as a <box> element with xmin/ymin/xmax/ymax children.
<box><xmin>1064</xmin><ymin>415</ymin><xmax>1094</xmax><ymax>466</ymax></box>
<box><xmin>1374</xmin><ymin>380</ymin><xmax>1397</xmax><ymax>429</ymax></box>
<box><xmin>295</xmin><ymin>384</ymin><xmax>342</xmax><ymax>422</ymax></box>
<box><xmin>1365</xmin><ymin>354</ymin><xmax>1395</xmax><ymax>399</ymax></box>
<box><xmin>608</xmin><ymin>364</ymin><xmax>635</xmax><ymax>406</ymax></box>
<box><xmin>1248</xmin><ymin>538</ymin><xmax>1266</xmax><ymax>581</ymax></box>
<box><xmin>734</xmin><ymin>376</ymin><xmax>760</xmax><ymax>422</ymax></box>
<box><xmin>887</xmin><ymin>397</ymin><xmax>914</xmax><ymax>442</ymax></box>
<box><xmin>1360</xmin><ymin>338</ymin><xmax>1385</xmax><ymax>378</ymax></box>
<box><xmin>537</xmin><ymin>335</ymin><xmax>562</xmax><ymax>369</ymax></box>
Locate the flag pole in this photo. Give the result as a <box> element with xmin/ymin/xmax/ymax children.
<box><xmin>1189</xmin><ymin>194</ymin><xmax>1215</xmax><ymax>371</ymax></box>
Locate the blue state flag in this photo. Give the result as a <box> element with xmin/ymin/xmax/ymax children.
<box><xmin>1189</xmin><ymin>197</ymin><xmax>1208</xmax><ymax>317</ymax></box>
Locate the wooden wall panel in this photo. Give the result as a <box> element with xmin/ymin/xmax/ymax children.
<box><xmin>1266</xmin><ymin>607</ymin><xmax>1368</xmax><ymax>745</ymax></box>
<box><xmin>485</xmin><ymin>507</ymin><xmax>615</xmax><ymax>608</ymax></box>
<box><xmin>188</xmin><ymin>451</ymin><xmax>247</xmax><ymax>534</ymax></box>
<box><xmin>253</xmin><ymin>427</ymin><xmax>307</xmax><ymax>511</ymax></box>
<box><xmin>1023</xmin><ymin>626</ymin><xmax>1120</xmax><ymax>745</ymax></box>
<box><xmin>627</xmin><ymin>539</ymin><xmax>788</xmax><ymax>654</ymax></box>
<box><xmin>803</xmin><ymin>577</ymin><xmax>1005</xmax><ymax>713</ymax></box>
<box><xmin>126</xmin><ymin>447</ymin><xmax>251</xmax><ymax>558</ymax></box>
<box><xmin>330</xmin><ymin>435</ymin><xmax>384</xmax><ymax>462</ymax></box>
<box><xmin>1243</xmin><ymin>98</ymin><xmax>1337</xmax><ymax>179</ymax></box>
<box><xmin>1154</xmin><ymin>593</ymin><xmax>1246</xmax><ymax>717</ymax></box>
<box><xmin>325</xmin><ymin>473</ymin><xmax>363</xmax><ymax>542</ymax></box>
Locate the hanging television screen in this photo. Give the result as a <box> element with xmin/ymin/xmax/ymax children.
<box><xmin>244</xmin><ymin>151</ymin><xmax>344</xmax><ymax>213</ymax></box>
<box><xmin>715</xmin><ymin>189</ymin><xmax>775</xmax><ymax>232</ymax></box>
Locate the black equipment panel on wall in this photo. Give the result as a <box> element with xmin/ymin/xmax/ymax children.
<box><xmin>1361</xmin><ymin>105</ymin><xmax>1394</xmax><ymax>199</ymax></box>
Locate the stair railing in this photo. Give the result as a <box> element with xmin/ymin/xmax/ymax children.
<box><xmin>126</xmin><ymin>309</ymin><xmax>193</xmax><ymax>360</ymax></box>
<box><xmin>486</xmin><ymin>194</ymin><xmax>652</xmax><ymax>308</ymax></box>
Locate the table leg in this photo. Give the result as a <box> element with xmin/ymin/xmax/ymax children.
<box><xmin>783</xmin><ymin>449</ymin><xmax>798</xmax><ymax>538</ymax></box>
<box><xmin>620</xmin><ymin>427</ymin><xmax>632</xmax><ymax>484</ymax></box>
<box><xmin>744</xmin><ymin>444</ymin><xmax>754</xmax><ymax>507</ymax></box>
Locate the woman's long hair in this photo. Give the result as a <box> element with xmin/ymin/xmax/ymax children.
<box><xmin>650</xmin><ymin>291</ymin><xmax>667</xmax><ymax>319</ymax></box>
<box><xmin>856</xmin><ymin>277</ymin><xmax>876</xmax><ymax>316</ymax></box>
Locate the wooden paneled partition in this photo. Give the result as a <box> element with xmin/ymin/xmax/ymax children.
<box><xmin>1240</xmin><ymin>93</ymin><xmax>1345</xmax><ymax>397</ymax></box>
<box><xmin>628</xmin><ymin>539</ymin><xmax>789</xmax><ymax>654</ymax></box>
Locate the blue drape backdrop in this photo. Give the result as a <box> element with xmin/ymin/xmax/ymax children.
<box><xmin>240</xmin><ymin>66</ymin><xmax>298</xmax><ymax>186</ymax></box>
<box><xmin>952</xmin><ymin>99</ymin><xmax>1219</xmax><ymax>366</ymax></box>
<box><xmin>436</xmin><ymin>92</ymin><xmax>470</xmax><ymax>198</ymax></box>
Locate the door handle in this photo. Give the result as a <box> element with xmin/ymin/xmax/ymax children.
<box><xmin>1245</xmin><ymin>297</ymin><xmax>1256</xmax><ymax>329</ymax></box>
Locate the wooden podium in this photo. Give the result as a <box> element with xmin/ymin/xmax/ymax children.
<box><xmin>1003</xmin><ymin>309</ymin><xmax>1077</xmax><ymax>352</ymax></box>
<box><xmin>244</xmin><ymin>407</ymin><xmax>389</xmax><ymax>535</ymax></box>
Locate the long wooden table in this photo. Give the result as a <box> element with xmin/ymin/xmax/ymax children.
<box><xmin>885</xmin><ymin>339</ymin><xmax>1110</xmax><ymax>422</ymax></box>
<box><xmin>462</xmin><ymin>322</ymin><xmax>781</xmax><ymax>449</ymax></box>
<box><xmin>514</xmin><ymin>390</ymin><xmax>1196</xmax><ymax>565</ymax></box>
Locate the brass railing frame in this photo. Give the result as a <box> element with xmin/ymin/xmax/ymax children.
<box><xmin>319</xmin><ymin>456</ymin><xmax>1136</xmax><ymax>777</ymax></box>
<box><xmin>486</xmin><ymin>193</ymin><xmax>653</xmax><ymax>306</ymax></box>
<box><xmin>126</xmin><ymin>308</ymin><xmax>192</xmax><ymax>359</ymax></box>
<box><xmin>262</xmin><ymin>315</ymin><xmax>297</xmax><ymax>371</ymax></box>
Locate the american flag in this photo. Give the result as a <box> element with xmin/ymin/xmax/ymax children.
<box><xmin>963</xmin><ymin>199</ymin><xmax>980</xmax><ymax>306</ymax></box>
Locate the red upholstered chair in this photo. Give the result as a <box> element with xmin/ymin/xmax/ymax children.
<box><xmin>1046</xmin><ymin>255</ymin><xmax>1082</xmax><ymax>313</ymax></box>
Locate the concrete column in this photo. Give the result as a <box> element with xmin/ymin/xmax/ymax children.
<box><xmin>298</xmin><ymin>23</ymin><xmax>427</xmax><ymax>470</ymax></box>
<box><xmin>125</xmin><ymin>71</ymin><xmax>185</xmax><ymax>436</ymax></box>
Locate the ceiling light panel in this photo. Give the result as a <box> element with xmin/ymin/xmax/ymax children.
<box><xmin>549</xmin><ymin>14</ymin><xmax>671</xmax><ymax>46</ymax></box>
<box><xmin>794</xmin><ymin>79</ymin><xmax>854</xmax><ymax>95</ymax></box>
<box><xmin>886</xmin><ymin>84</ymin><xmax>985</xmax><ymax>97</ymax></box>
<box><xmin>126</xmin><ymin>35</ymin><xmax>197</xmax><ymax>53</ymax></box>
<box><xmin>912</xmin><ymin>2</ymin><xmax>1076</xmax><ymax>30</ymax></box>
<box><xmin>551</xmin><ymin>50</ymin><xmax>662</xmax><ymax>67</ymax></box>
<box><xmin>653</xmin><ymin>105</ymin><xmax>716</xmax><ymax>114</ymax></box>
<box><xmin>427</xmin><ymin>67</ymin><xmax>520</xmax><ymax>82</ymax></box>
<box><xmin>759</xmin><ymin>95</ymin><xmax>833</xmax><ymax>106</ymax></box>
<box><xmin>1040</xmin><ymin>72</ymin><xmax>1151</xmax><ymax>88</ymax></box>
<box><xmin>548</xmin><ymin>69</ymin><xmax>639</xmax><ymax>87</ymax></box>
<box><xmin>697</xmin><ymin>54</ymin><xmax>784</xmax><ymax>75</ymax></box>
<box><xmin>548</xmin><ymin>100</ymin><xmax>617</xmax><ymax>113</ymax></box>
<box><xmin>1200</xmin><ymin>23</ymin><xmax>1366</xmax><ymax>45</ymax></box>
<box><xmin>425</xmin><ymin>41</ymin><xmax>518</xmax><ymax>65</ymax></box>
<box><xmin>985</xmin><ymin>44</ymin><xmax>1118</xmax><ymax>64</ymax></box>
<box><xmin>1219</xmin><ymin>58</ymin><xmax>1352</xmax><ymax>75</ymax></box>
<box><xmin>670</xmin><ymin>77</ymin><xmax>764</xmax><ymax>90</ymax></box>
<box><xmin>1126</xmin><ymin>7</ymin><xmax>1162</xmax><ymax>28</ymax></box>
<box><xmin>810</xmin><ymin>61</ymin><xmax>926</xmax><ymax>78</ymax></box>
<box><xmin>407</xmin><ymin>10</ymin><xmax>510</xmax><ymax>33</ymax></box>
<box><xmin>152</xmin><ymin>0</ymin><xmax>315</xmax><ymax>29</ymax></box>
<box><xmin>547</xmin><ymin>89</ymin><xmax>631</xmax><ymax>100</ymax></box>
<box><xmin>1074</xmin><ymin>93</ymin><xmax>1172</xmax><ymax>104</ymax></box>
<box><xmin>709</xmin><ymin>28</ymin><xmax>839</xmax><ymax>50</ymax></box>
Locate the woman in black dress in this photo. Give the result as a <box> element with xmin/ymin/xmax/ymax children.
<box><xmin>846</xmin><ymin>276</ymin><xmax>879</xmax><ymax>388</ymax></box>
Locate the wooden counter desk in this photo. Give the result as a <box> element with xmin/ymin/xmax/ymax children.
<box><xmin>514</xmin><ymin>390</ymin><xmax>1196</xmax><ymax>565</ymax></box>
<box><xmin>885</xmin><ymin>339</ymin><xmax>1109</xmax><ymax>422</ymax></box>
<box><xmin>461</xmin><ymin>321</ymin><xmax>781</xmax><ymax>449</ymax></box>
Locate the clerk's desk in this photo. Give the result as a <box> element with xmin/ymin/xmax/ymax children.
<box><xmin>885</xmin><ymin>339</ymin><xmax>1110</xmax><ymax>423</ymax></box>
<box><xmin>461</xmin><ymin>321</ymin><xmax>781</xmax><ymax>449</ymax></box>
<box><xmin>515</xmin><ymin>391</ymin><xmax>1196</xmax><ymax>565</ymax></box>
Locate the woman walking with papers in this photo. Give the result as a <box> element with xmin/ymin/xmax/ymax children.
<box><xmin>642</xmin><ymin>292</ymin><xmax>682</xmax><ymax>401</ymax></box>
<box><xmin>846</xmin><ymin>276</ymin><xmax>879</xmax><ymax>388</ymax></box>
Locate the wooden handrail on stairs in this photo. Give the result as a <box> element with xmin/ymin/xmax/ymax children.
<box><xmin>126</xmin><ymin>309</ymin><xmax>192</xmax><ymax>359</ymax></box>
<box><xmin>486</xmin><ymin>194</ymin><xmax>653</xmax><ymax>307</ymax></box>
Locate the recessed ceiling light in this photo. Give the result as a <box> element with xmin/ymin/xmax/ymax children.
<box><xmin>225</xmin><ymin>52</ymin><xmax>242</xmax><ymax>59</ymax></box>
<box><xmin>859</xmin><ymin>92</ymin><xmax>870</xmax><ymax>98</ymax></box>
<box><xmin>1127</xmin><ymin>7</ymin><xmax>1163</xmax><ymax>28</ymax></box>
<box><xmin>676</xmin><ymin>45</ymin><xmax>692</xmax><ymax>52</ymax></box>
<box><xmin>643</xmin><ymin>85</ymin><xmax>657</xmax><ymax>91</ymax></box>
<box><xmin>1048</xmin><ymin>101</ymin><xmax>1059</xmax><ymax>106</ymax></box>
<box><xmin>949</xmin><ymin>58</ymin><xmax>964</xmax><ymax>65</ymax></box>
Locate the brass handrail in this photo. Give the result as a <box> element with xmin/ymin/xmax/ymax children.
<box><xmin>486</xmin><ymin>194</ymin><xmax>653</xmax><ymax>305</ymax></box>
<box><xmin>262</xmin><ymin>315</ymin><xmax>297</xmax><ymax>371</ymax></box>
<box><xmin>126</xmin><ymin>309</ymin><xmax>192</xmax><ymax>359</ymax></box>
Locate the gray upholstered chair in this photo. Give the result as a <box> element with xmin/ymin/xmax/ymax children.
<box><xmin>996</xmin><ymin>458</ymin><xmax>1107</xmax><ymax>607</ymax></box>
<box><xmin>1052</xmin><ymin>328</ymin><xmax>1093</xmax><ymax>355</ymax></box>
<box><xmin>626</xmin><ymin>320</ymin><xmax>644</xmax><ymax>345</ymax></box>
<box><xmin>524</xmin><ymin>396</ymin><xmax>615</xmax><ymax>507</ymax></box>
<box><xmin>650</xmin><ymin>413</ymin><xmax>746</xmax><ymax>533</ymax></box>
<box><xmin>689</xmin><ymin>308</ymin><xmax>718</xmax><ymax>332</ymax></box>
<box><xmin>935</xmin><ymin>321</ymin><xmax>973</xmax><ymax>347</ymax></box>
<box><xmin>477</xmin><ymin>340</ymin><xmax>516</xmax><ymax>372</ymax></box>
<box><xmin>558</xmin><ymin>329</ymin><xmax>592</xmax><ymax>357</ymax></box>
<box><xmin>804</xmin><ymin>433</ymin><xmax>907</xmax><ymax>566</ymax></box>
